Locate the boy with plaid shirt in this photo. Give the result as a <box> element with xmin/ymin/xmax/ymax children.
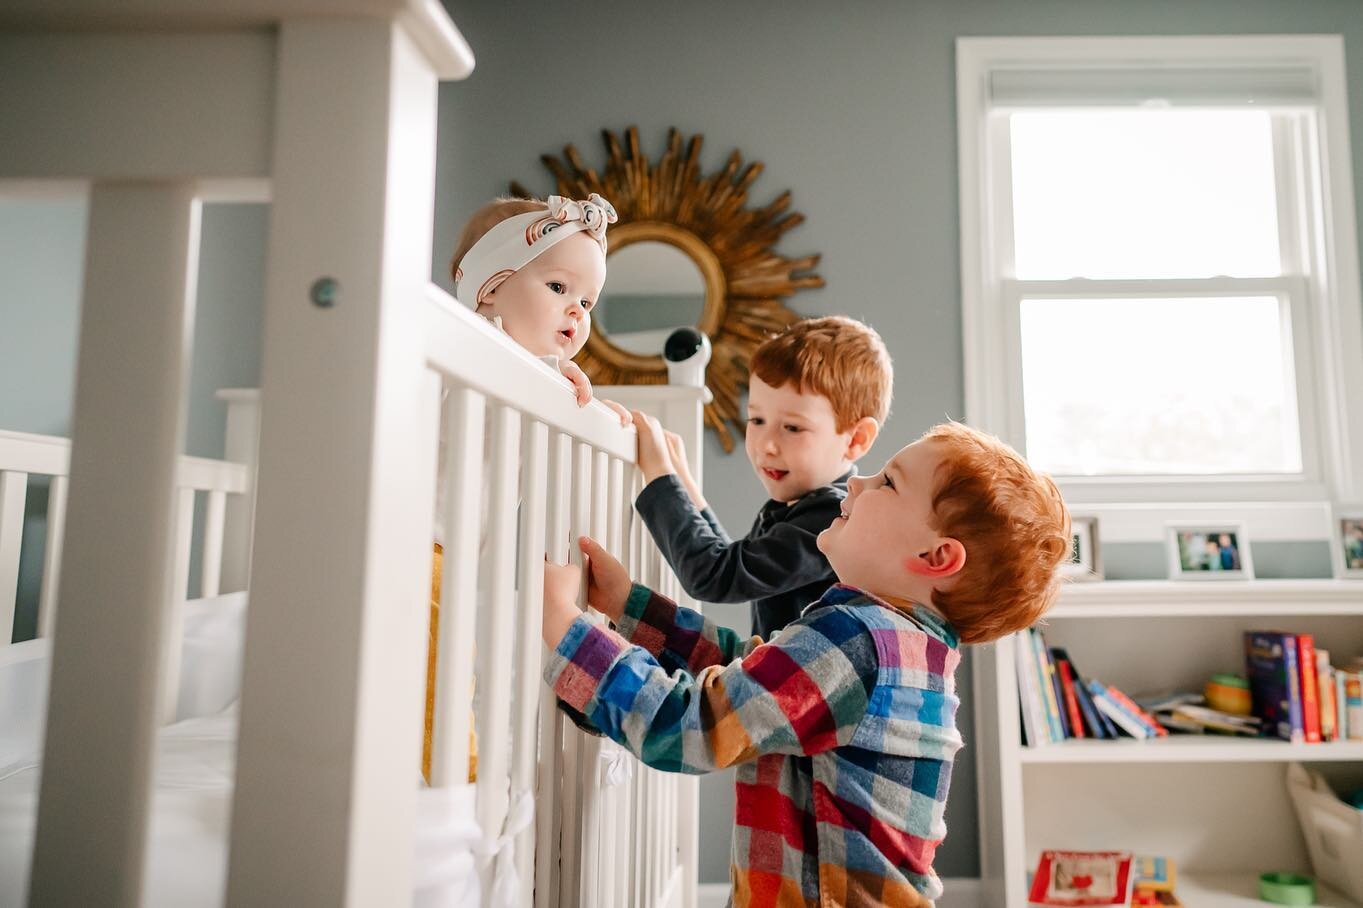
<box><xmin>542</xmin><ymin>422</ymin><xmax>1071</xmax><ymax>906</ymax></box>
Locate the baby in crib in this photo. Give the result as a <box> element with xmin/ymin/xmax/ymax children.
<box><xmin>541</xmin><ymin>422</ymin><xmax>1071</xmax><ymax>907</ymax></box>
<box><xmin>426</xmin><ymin>193</ymin><xmax>629</xmax><ymax>782</ymax></box>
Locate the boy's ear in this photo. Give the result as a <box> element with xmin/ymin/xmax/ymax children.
<box><xmin>844</xmin><ymin>416</ymin><xmax>880</xmax><ymax>461</ymax></box>
<box><xmin>904</xmin><ymin>538</ymin><xmax>967</xmax><ymax>580</ymax></box>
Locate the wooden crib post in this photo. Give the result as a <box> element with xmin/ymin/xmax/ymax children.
<box><xmin>29</xmin><ymin>181</ymin><xmax>202</xmax><ymax>907</ymax></box>
<box><xmin>215</xmin><ymin>388</ymin><xmax>261</xmax><ymax>594</ymax></box>
<box><xmin>0</xmin><ymin>470</ymin><xmax>24</xmax><ymax>643</ymax></box>
<box><xmin>226</xmin><ymin>19</ymin><xmax>466</xmax><ymax>906</ymax></box>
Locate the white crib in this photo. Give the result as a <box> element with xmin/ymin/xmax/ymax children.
<box><xmin>0</xmin><ymin>3</ymin><xmax>700</xmax><ymax>906</ymax></box>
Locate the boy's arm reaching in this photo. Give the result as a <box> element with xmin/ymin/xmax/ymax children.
<box><xmin>614</xmin><ymin>582</ymin><xmax>758</xmax><ymax>674</ymax></box>
<box><xmin>635</xmin><ymin>475</ymin><xmax>840</xmax><ymax>603</ymax></box>
<box><xmin>544</xmin><ymin>603</ymin><xmax>879</xmax><ymax>774</ymax></box>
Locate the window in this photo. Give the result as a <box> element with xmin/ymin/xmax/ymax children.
<box><xmin>957</xmin><ymin>37</ymin><xmax>1363</xmax><ymax>535</ymax></box>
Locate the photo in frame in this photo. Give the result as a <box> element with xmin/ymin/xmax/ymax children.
<box><xmin>1061</xmin><ymin>515</ymin><xmax>1103</xmax><ymax>582</ymax></box>
<box><xmin>1166</xmin><ymin>523</ymin><xmax>1254</xmax><ymax>580</ymax></box>
<box><xmin>1331</xmin><ymin>507</ymin><xmax>1363</xmax><ymax>579</ymax></box>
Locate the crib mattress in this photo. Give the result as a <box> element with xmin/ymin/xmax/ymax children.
<box><xmin>0</xmin><ymin>709</ymin><xmax>482</xmax><ymax>907</ymax></box>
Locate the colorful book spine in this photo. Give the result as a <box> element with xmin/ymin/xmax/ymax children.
<box><xmin>1089</xmin><ymin>686</ymin><xmax>1151</xmax><ymax>738</ymax></box>
<box><xmin>1054</xmin><ymin>653</ymin><xmax>1087</xmax><ymax>739</ymax></box>
<box><xmin>1244</xmin><ymin>631</ymin><xmax>1304</xmax><ymax>743</ymax></box>
<box><xmin>1316</xmin><ymin>649</ymin><xmax>1336</xmax><ymax>742</ymax></box>
<box><xmin>1042</xmin><ymin>640</ymin><xmax>1072</xmax><ymax>739</ymax></box>
<box><xmin>1102</xmin><ymin>683</ymin><xmax>1168</xmax><ymax>737</ymax></box>
<box><xmin>1014</xmin><ymin>631</ymin><xmax>1045</xmax><ymax>747</ymax></box>
<box><xmin>1337</xmin><ymin>668</ymin><xmax>1351</xmax><ymax>740</ymax></box>
<box><xmin>1030</xmin><ymin>629</ymin><xmax>1064</xmax><ymax>743</ymax></box>
<box><xmin>1297</xmin><ymin>635</ymin><xmax>1322</xmax><ymax>743</ymax></box>
<box><xmin>1088</xmin><ymin>680</ymin><xmax>1159</xmax><ymax>737</ymax></box>
<box><xmin>1344</xmin><ymin>671</ymin><xmax>1363</xmax><ymax>741</ymax></box>
<box><xmin>1056</xmin><ymin>647</ymin><xmax>1110</xmax><ymax>739</ymax></box>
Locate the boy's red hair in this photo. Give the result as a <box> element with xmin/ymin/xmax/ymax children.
<box><xmin>923</xmin><ymin>423</ymin><xmax>1071</xmax><ymax>644</ymax></box>
<box><xmin>749</xmin><ymin>316</ymin><xmax>893</xmax><ymax>431</ymax></box>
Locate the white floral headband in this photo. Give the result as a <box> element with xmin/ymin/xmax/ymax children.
<box><xmin>454</xmin><ymin>193</ymin><xmax>618</xmax><ymax>307</ymax></box>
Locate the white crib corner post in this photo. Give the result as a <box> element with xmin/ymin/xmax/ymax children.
<box><xmin>30</xmin><ymin>181</ymin><xmax>203</xmax><ymax>907</ymax></box>
<box><xmin>226</xmin><ymin>19</ymin><xmax>446</xmax><ymax>907</ymax></box>
<box><xmin>215</xmin><ymin>388</ymin><xmax>261</xmax><ymax>593</ymax></box>
<box><xmin>0</xmin><ymin>470</ymin><xmax>25</xmax><ymax>644</ymax></box>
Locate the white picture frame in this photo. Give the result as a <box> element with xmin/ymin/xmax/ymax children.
<box><xmin>1330</xmin><ymin>506</ymin><xmax>1363</xmax><ymax>579</ymax></box>
<box><xmin>1061</xmin><ymin>515</ymin><xmax>1103</xmax><ymax>582</ymax></box>
<box><xmin>1166</xmin><ymin>523</ymin><xmax>1254</xmax><ymax>580</ymax></box>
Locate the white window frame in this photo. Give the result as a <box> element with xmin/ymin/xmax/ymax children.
<box><xmin>957</xmin><ymin>36</ymin><xmax>1363</xmax><ymax>542</ymax></box>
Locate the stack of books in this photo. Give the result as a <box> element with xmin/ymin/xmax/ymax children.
<box><xmin>1016</xmin><ymin>628</ymin><xmax>1168</xmax><ymax>745</ymax></box>
<box><xmin>1244</xmin><ymin>631</ymin><xmax>1363</xmax><ymax>743</ymax></box>
<box><xmin>1138</xmin><ymin>692</ymin><xmax>1261</xmax><ymax>737</ymax></box>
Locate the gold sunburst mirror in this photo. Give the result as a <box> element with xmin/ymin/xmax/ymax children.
<box><xmin>510</xmin><ymin>126</ymin><xmax>824</xmax><ymax>452</ymax></box>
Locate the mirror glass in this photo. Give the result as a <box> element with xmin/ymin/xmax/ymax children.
<box><xmin>596</xmin><ymin>241</ymin><xmax>706</xmax><ymax>355</ymax></box>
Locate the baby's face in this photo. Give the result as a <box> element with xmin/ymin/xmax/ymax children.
<box><xmin>818</xmin><ymin>440</ymin><xmax>945</xmax><ymax>594</ymax></box>
<box><xmin>479</xmin><ymin>232</ymin><xmax>606</xmax><ymax>360</ymax></box>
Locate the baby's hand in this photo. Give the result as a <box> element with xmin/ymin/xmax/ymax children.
<box><xmin>542</xmin><ymin>559</ymin><xmax>583</xmax><ymax>648</ymax></box>
<box><xmin>632</xmin><ymin>411</ymin><xmax>675</xmax><ymax>484</ymax></box>
<box><xmin>557</xmin><ymin>360</ymin><xmax>593</xmax><ymax>408</ymax></box>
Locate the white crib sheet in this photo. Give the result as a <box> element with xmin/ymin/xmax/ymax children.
<box><xmin>0</xmin><ymin>707</ymin><xmax>484</xmax><ymax>907</ymax></box>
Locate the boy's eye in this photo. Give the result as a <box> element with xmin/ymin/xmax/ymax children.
<box><xmin>747</xmin><ymin>417</ymin><xmax>764</xmax><ymax>426</ymax></box>
<box><xmin>547</xmin><ymin>281</ymin><xmax>565</xmax><ymax>294</ymax></box>
<box><xmin>784</xmin><ymin>425</ymin><xmax>803</xmax><ymax>433</ymax></box>
<box><xmin>882</xmin><ymin>472</ymin><xmax>895</xmax><ymax>489</ymax></box>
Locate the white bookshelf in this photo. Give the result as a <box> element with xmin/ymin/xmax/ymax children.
<box><xmin>975</xmin><ymin>580</ymin><xmax>1363</xmax><ymax>908</ymax></box>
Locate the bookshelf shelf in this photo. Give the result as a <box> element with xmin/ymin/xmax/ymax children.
<box><xmin>1051</xmin><ymin>579</ymin><xmax>1363</xmax><ymax>618</ymax></box>
<box><xmin>1019</xmin><ymin>736</ymin><xmax>1363</xmax><ymax>764</ymax></box>
<box><xmin>1177</xmin><ymin>872</ymin><xmax>1358</xmax><ymax>908</ymax></box>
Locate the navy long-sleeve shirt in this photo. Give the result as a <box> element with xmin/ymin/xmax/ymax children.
<box><xmin>633</xmin><ymin>470</ymin><xmax>851</xmax><ymax>639</ymax></box>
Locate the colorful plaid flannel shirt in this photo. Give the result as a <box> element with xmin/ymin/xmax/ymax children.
<box><xmin>545</xmin><ymin>582</ymin><xmax>963</xmax><ymax>907</ymax></box>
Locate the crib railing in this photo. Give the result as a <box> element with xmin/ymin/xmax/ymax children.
<box><xmin>422</xmin><ymin>287</ymin><xmax>697</xmax><ymax>908</ymax></box>
<box><xmin>0</xmin><ymin>395</ymin><xmax>258</xmax><ymax>661</ymax></box>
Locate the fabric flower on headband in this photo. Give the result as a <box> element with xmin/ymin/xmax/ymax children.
<box><xmin>457</xmin><ymin>193</ymin><xmax>619</xmax><ymax>307</ymax></box>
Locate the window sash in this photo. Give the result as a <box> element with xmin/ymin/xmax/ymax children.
<box><xmin>999</xmin><ymin>277</ymin><xmax>1323</xmax><ymax>497</ymax></box>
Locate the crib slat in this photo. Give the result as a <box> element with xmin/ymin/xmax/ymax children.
<box><xmin>512</xmin><ymin>418</ymin><xmax>548</xmax><ymax>906</ymax></box>
<box><xmin>38</xmin><ymin>475</ymin><xmax>68</xmax><ymax>639</ymax></box>
<box><xmin>432</xmin><ymin>386</ymin><xmax>486</xmax><ymax>786</ymax></box>
<box><xmin>535</xmin><ymin>429</ymin><xmax>572</xmax><ymax>908</ymax></box>
<box><xmin>159</xmin><ymin>486</ymin><xmax>195</xmax><ymax>722</ymax></box>
<box><xmin>200</xmin><ymin>489</ymin><xmax>226</xmax><ymax>598</ymax></box>
<box><xmin>578</xmin><ymin>451</ymin><xmax>611</xmax><ymax>903</ymax></box>
<box><xmin>0</xmin><ymin>471</ymin><xmax>26</xmax><ymax>643</ymax></box>
<box><xmin>555</xmin><ymin>440</ymin><xmax>593</xmax><ymax>908</ymax></box>
<box><xmin>475</xmin><ymin>403</ymin><xmax>520</xmax><ymax>847</ymax></box>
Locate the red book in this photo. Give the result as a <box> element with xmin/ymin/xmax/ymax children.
<box><xmin>1103</xmin><ymin>685</ymin><xmax>1169</xmax><ymax>737</ymax></box>
<box><xmin>1297</xmin><ymin>635</ymin><xmax>1322</xmax><ymax>743</ymax></box>
<box><xmin>1028</xmin><ymin>850</ymin><xmax>1134</xmax><ymax>906</ymax></box>
<box><xmin>1056</xmin><ymin>659</ymin><xmax>1087</xmax><ymax>739</ymax></box>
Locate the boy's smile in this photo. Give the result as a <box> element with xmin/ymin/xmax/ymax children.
<box><xmin>744</xmin><ymin>375</ymin><xmax>863</xmax><ymax>503</ymax></box>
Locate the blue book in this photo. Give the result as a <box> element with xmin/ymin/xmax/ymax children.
<box><xmin>1054</xmin><ymin>648</ymin><xmax>1110</xmax><ymax>739</ymax></box>
<box><xmin>1244</xmin><ymin>631</ymin><xmax>1304</xmax><ymax>743</ymax></box>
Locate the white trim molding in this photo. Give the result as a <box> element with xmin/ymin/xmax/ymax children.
<box><xmin>956</xmin><ymin>35</ymin><xmax>1363</xmax><ymax>536</ymax></box>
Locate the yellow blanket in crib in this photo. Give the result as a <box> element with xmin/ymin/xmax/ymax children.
<box><xmin>425</xmin><ymin>542</ymin><xmax>476</xmax><ymax>783</ymax></box>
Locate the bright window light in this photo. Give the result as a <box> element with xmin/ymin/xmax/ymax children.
<box><xmin>1021</xmin><ymin>296</ymin><xmax>1302</xmax><ymax>475</ymax></box>
<box><xmin>1010</xmin><ymin>110</ymin><xmax>1282</xmax><ymax>280</ymax></box>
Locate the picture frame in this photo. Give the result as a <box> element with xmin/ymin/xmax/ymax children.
<box><xmin>1165</xmin><ymin>523</ymin><xmax>1254</xmax><ymax>580</ymax></box>
<box><xmin>1330</xmin><ymin>506</ymin><xmax>1363</xmax><ymax>579</ymax></box>
<box><xmin>1061</xmin><ymin>515</ymin><xmax>1103</xmax><ymax>582</ymax></box>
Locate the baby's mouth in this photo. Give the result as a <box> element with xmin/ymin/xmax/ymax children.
<box><xmin>557</xmin><ymin>326</ymin><xmax>577</xmax><ymax>344</ymax></box>
<box><xmin>762</xmin><ymin>468</ymin><xmax>789</xmax><ymax>481</ymax></box>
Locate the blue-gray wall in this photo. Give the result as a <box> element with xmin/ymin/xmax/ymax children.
<box><xmin>1</xmin><ymin>200</ymin><xmax>267</xmax><ymax>635</ymax></box>
<box><xmin>433</xmin><ymin>0</ymin><xmax>1363</xmax><ymax>882</ymax></box>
